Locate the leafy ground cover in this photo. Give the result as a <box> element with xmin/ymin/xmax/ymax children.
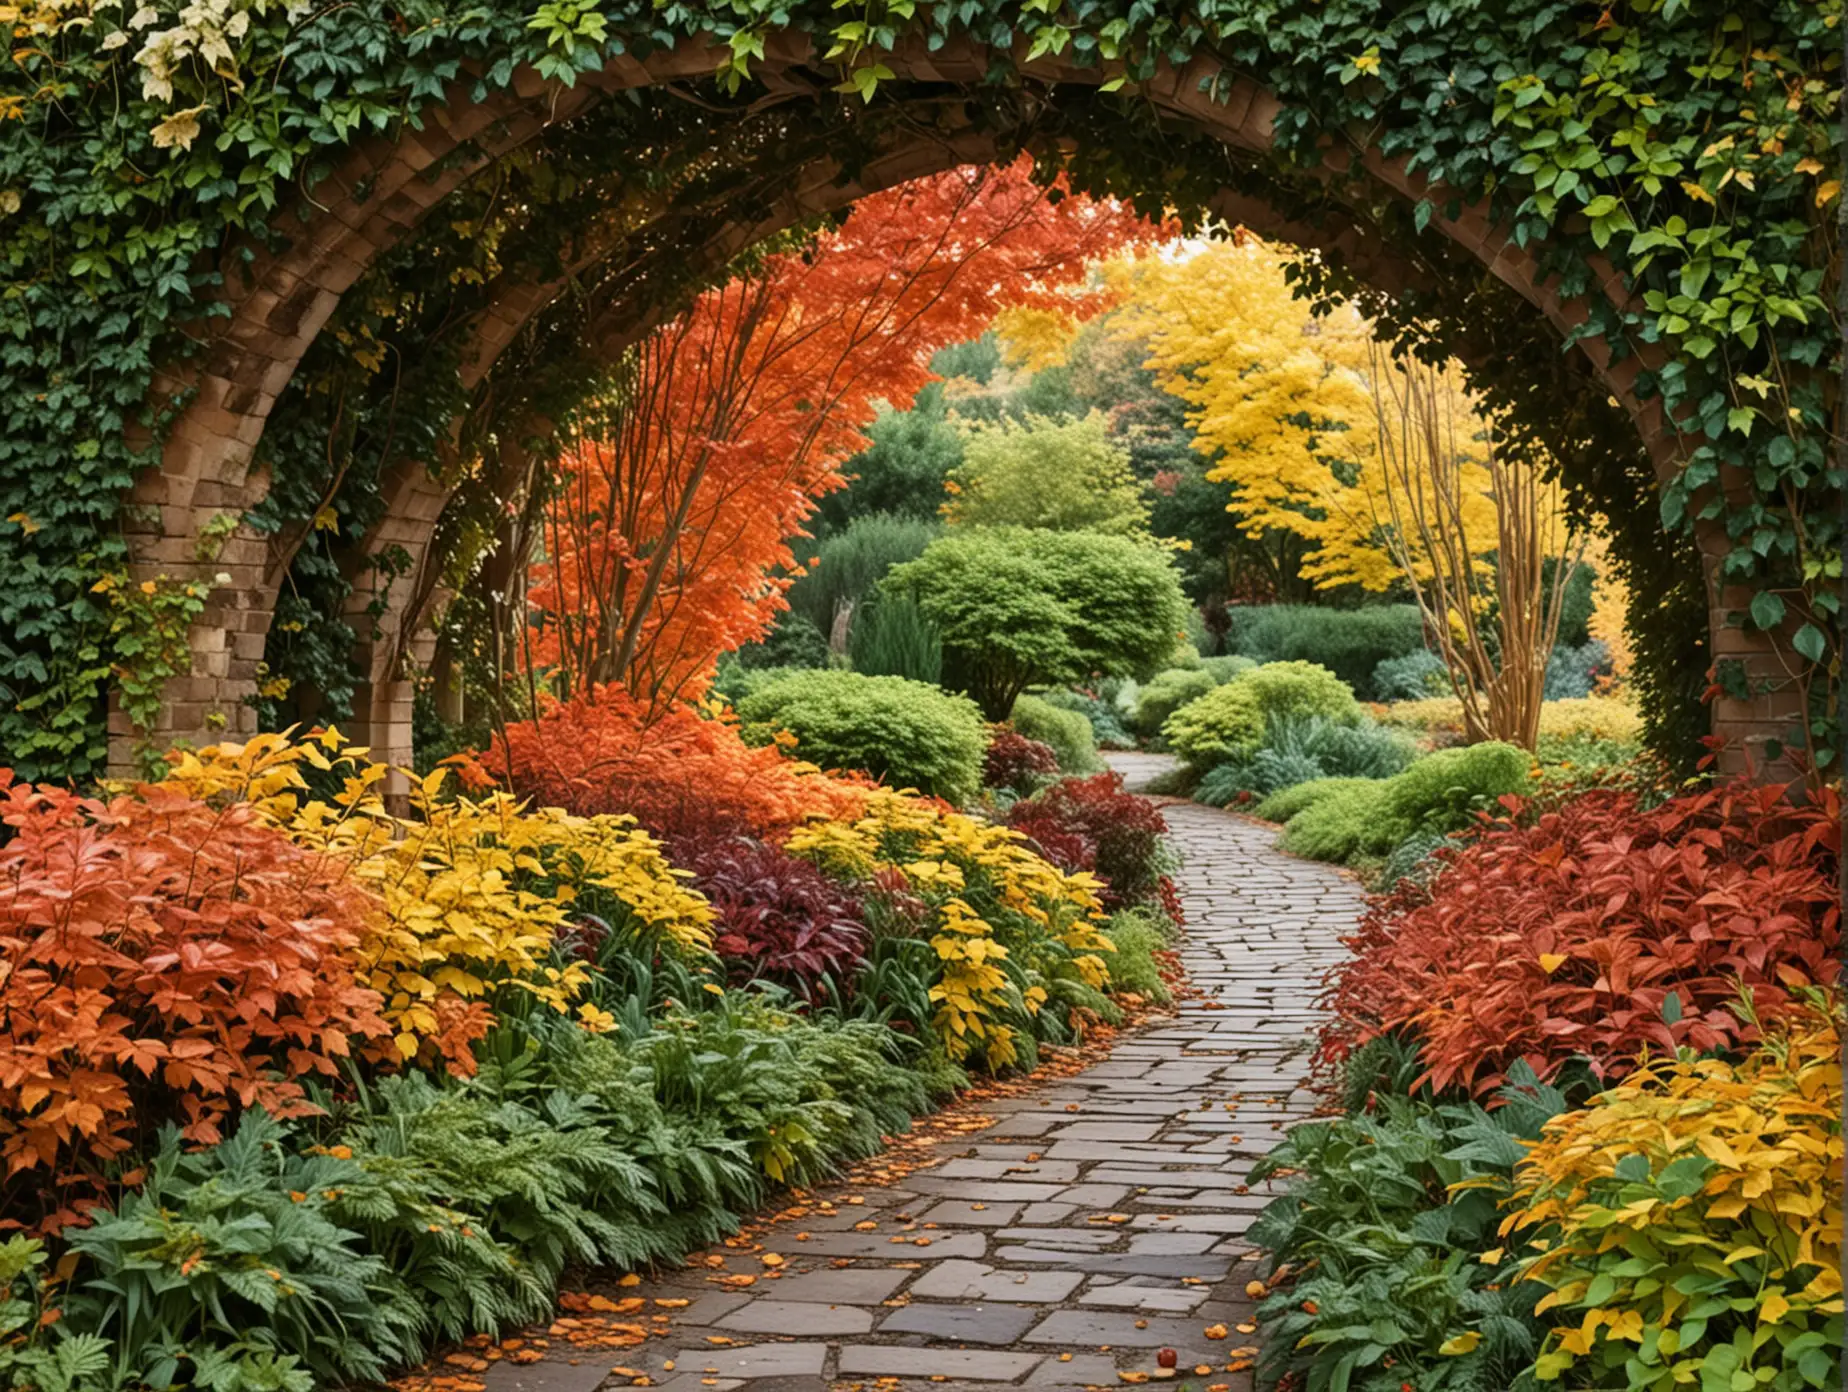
<box><xmin>1247</xmin><ymin>772</ymin><xmax>1842</xmax><ymax>1392</ymax></box>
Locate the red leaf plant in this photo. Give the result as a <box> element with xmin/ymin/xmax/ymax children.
<box><xmin>982</xmin><ymin>728</ymin><xmax>1061</xmax><ymax>796</ymax></box>
<box><xmin>0</xmin><ymin>775</ymin><xmax>388</xmax><ymax>1222</ymax></box>
<box><xmin>474</xmin><ymin>685</ymin><xmax>869</xmax><ymax>841</ymax></box>
<box><xmin>672</xmin><ymin>835</ymin><xmax>869</xmax><ymax>1000</ymax></box>
<box><xmin>1006</xmin><ymin>772</ymin><xmax>1183</xmax><ymax>922</ymax></box>
<box><xmin>1317</xmin><ymin>781</ymin><xmax>1840</xmax><ymax>1097</ymax></box>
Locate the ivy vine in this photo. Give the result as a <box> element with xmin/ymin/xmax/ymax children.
<box><xmin>1</xmin><ymin>0</ymin><xmax>1837</xmax><ymax>780</ymax></box>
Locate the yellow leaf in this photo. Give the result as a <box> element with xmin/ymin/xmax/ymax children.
<box><xmin>1760</xmin><ymin>1291</ymin><xmax>1791</xmax><ymax>1324</ymax></box>
<box><xmin>1438</xmin><ymin>1332</ymin><xmax>1480</xmax><ymax>1356</ymax></box>
<box><xmin>1538</xmin><ymin>953</ymin><xmax>1568</xmax><ymax>974</ymax></box>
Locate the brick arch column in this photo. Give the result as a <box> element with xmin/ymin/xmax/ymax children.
<box><xmin>125</xmin><ymin>31</ymin><xmax>1787</xmax><ymax>776</ymax></box>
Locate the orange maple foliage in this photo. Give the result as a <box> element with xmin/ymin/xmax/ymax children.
<box><xmin>522</xmin><ymin>158</ymin><xmax>1156</xmax><ymax>714</ymax></box>
<box><xmin>471</xmin><ymin>686</ymin><xmax>870</xmax><ymax>841</ymax></box>
<box><xmin>0</xmin><ymin>775</ymin><xmax>388</xmax><ymax>1218</ymax></box>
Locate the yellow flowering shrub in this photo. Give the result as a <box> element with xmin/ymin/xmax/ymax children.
<box><xmin>786</xmin><ymin>789</ymin><xmax>1112</xmax><ymax>1069</ymax></box>
<box><xmin>1502</xmin><ymin>1009</ymin><xmax>1842</xmax><ymax>1391</ymax></box>
<box><xmin>158</xmin><ymin>732</ymin><xmax>713</xmax><ymax>1073</ymax></box>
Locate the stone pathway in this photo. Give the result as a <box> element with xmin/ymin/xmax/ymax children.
<box><xmin>482</xmin><ymin>756</ymin><xmax>1360</xmax><ymax>1392</ymax></box>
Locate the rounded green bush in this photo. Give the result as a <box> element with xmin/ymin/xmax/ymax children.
<box><xmin>1233</xmin><ymin>660</ymin><xmax>1362</xmax><ymax>727</ymax></box>
<box><xmin>1132</xmin><ymin>668</ymin><xmax>1216</xmax><ymax>737</ymax></box>
<box><xmin>1278</xmin><ymin>782</ymin><xmax>1394</xmax><ymax>863</ymax></box>
<box><xmin>1010</xmin><ymin>694</ymin><xmax>1103</xmax><ymax>773</ymax></box>
<box><xmin>737</xmin><ymin>671</ymin><xmax>987</xmax><ymax>803</ymax></box>
<box><xmin>1252</xmin><ymin>776</ymin><xmax>1382</xmax><ymax>825</ymax></box>
<box><xmin>1161</xmin><ymin>682</ymin><xmax>1265</xmax><ymax>769</ymax></box>
<box><xmin>1199</xmin><ymin>654</ymin><xmax>1256</xmax><ymax>684</ymax></box>
<box><xmin>1275</xmin><ymin>741</ymin><xmax>1533</xmax><ymax>865</ymax></box>
<box><xmin>1379</xmin><ymin>740</ymin><xmax>1531</xmax><ymax>829</ymax></box>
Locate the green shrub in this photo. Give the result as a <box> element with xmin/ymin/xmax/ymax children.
<box><xmin>1160</xmin><ymin>681</ymin><xmax>1265</xmax><ymax>769</ymax></box>
<box><xmin>1248</xmin><ymin>1083</ymin><xmax>1562</xmax><ymax>1392</ymax></box>
<box><xmin>1010</xmin><ymin>694</ymin><xmax>1103</xmax><ymax>773</ymax></box>
<box><xmin>1131</xmin><ymin>667</ymin><xmax>1215</xmax><ymax>737</ymax></box>
<box><xmin>1543</xmin><ymin>638</ymin><xmax>1610</xmax><ymax>700</ymax></box>
<box><xmin>1199</xmin><ymin>654</ymin><xmax>1256</xmax><ymax>684</ymax></box>
<box><xmin>1380</xmin><ymin>741</ymin><xmax>1531</xmax><ymax>831</ymax></box>
<box><xmin>1224</xmin><ymin>603</ymin><xmax>1428</xmax><ymax>698</ymax></box>
<box><xmin>68</xmin><ymin>1111</ymin><xmax>422</xmax><ymax>1392</ymax></box>
<box><xmin>1039</xmin><ymin>687</ymin><xmax>1135</xmax><ymax>749</ymax></box>
<box><xmin>734</xmin><ymin>612</ymin><xmax>831</xmax><ymax>671</ymax></box>
<box><xmin>1265</xmin><ymin>713</ymin><xmax>1416</xmax><ymax>779</ymax></box>
<box><xmin>1233</xmin><ymin>660</ymin><xmax>1362</xmax><ymax>727</ymax></box>
<box><xmin>815</xmin><ymin>390</ymin><xmax>960</xmax><ymax>532</ymax></box>
<box><xmin>787</xmin><ymin>512</ymin><xmax>940</xmax><ymax>635</ymax></box>
<box><xmin>1162</xmin><ymin>661</ymin><xmax>1360</xmax><ymax>771</ymax></box>
<box><xmin>848</xmin><ymin>591</ymin><xmax>943</xmax><ymax>683</ymax></box>
<box><xmin>1251</xmin><ymin>776</ymin><xmax>1378</xmax><ymax>824</ymax></box>
<box><xmin>1099</xmin><ymin>907</ymin><xmax>1174</xmax><ymax>1003</ymax></box>
<box><xmin>712</xmin><ymin>661</ymin><xmax>815</xmax><ymax>705</ymax></box>
<box><xmin>1278</xmin><ymin>782</ymin><xmax>1395</xmax><ymax>863</ymax></box>
<box><xmin>1278</xmin><ymin>742</ymin><xmax>1532</xmax><ymax>865</ymax></box>
<box><xmin>943</xmin><ymin>412</ymin><xmax>1151</xmax><ymax>536</ymax></box>
<box><xmin>1192</xmin><ymin>712</ymin><xmax>1412</xmax><ymax>808</ymax></box>
<box><xmin>883</xmin><ymin>526</ymin><xmax>1189</xmax><ymax>720</ymax></box>
<box><xmin>737</xmin><ymin>670</ymin><xmax>987</xmax><ymax>802</ymax></box>
<box><xmin>1371</xmin><ymin>648</ymin><xmax>1449</xmax><ymax>699</ymax></box>
<box><xmin>1194</xmin><ymin>761</ymin><xmax>1258</xmax><ymax>808</ymax></box>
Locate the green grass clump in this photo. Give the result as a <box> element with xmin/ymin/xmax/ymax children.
<box><xmin>1099</xmin><ymin>907</ymin><xmax>1176</xmax><ymax>1003</ymax></box>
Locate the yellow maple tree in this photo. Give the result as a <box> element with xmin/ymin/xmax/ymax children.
<box><xmin>1110</xmin><ymin>237</ymin><xmax>1595</xmax><ymax>746</ymax></box>
<box><xmin>1108</xmin><ymin>236</ymin><xmax>1493</xmax><ymax>590</ymax></box>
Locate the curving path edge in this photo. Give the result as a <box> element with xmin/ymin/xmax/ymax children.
<box><xmin>467</xmin><ymin>754</ymin><xmax>1360</xmax><ymax>1392</ymax></box>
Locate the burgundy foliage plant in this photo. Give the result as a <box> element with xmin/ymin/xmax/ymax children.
<box><xmin>1006</xmin><ymin>771</ymin><xmax>1182</xmax><ymax>922</ymax></box>
<box><xmin>673</xmin><ymin>836</ymin><xmax>870</xmax><ymax>999</ymax></box>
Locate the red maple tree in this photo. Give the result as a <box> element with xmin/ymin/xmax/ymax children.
<box><xmin>519</xmin><ymin>158</ymin><xmax>1156</xmax><ymax>716</ymax></box>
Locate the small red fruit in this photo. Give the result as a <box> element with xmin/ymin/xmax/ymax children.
<box><xmin>1156</xmin><ymin>1349</ymin><xmax>1178</xmax><ymax>1369</ymax></box>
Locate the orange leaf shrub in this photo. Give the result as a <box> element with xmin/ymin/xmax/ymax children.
<box><xmin>477</xmin><ymin>686</ymin><xmax>868</xmax><ymax>841</ymax></box>
<box><xmin>0</xmin><ymin>775</ymin><xmax>388</xmax><ymax>1201</ymax></box>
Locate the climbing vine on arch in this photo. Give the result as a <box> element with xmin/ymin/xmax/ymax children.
<box><xmin>0</xmin><ymin>0</ymin><xmax>1837</xmax><ymax>780</ymax></box>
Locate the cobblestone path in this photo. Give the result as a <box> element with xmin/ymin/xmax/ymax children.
<box><xmin>483</xmin><ymin>759</ymin><xmax>1360</xmax><ymax>1392</ymax></box>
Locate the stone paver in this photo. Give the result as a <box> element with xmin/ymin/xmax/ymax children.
<box><xmin>503</xmin><ymin>753</ymin><xmax>1358</xmax><ymax>1390</ymax></box>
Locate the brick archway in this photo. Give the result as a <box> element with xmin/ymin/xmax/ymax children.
<box><xmin>124</xmin><ymin>32</ymin><xmax>1789</xmax><ymax>776</ymax></box>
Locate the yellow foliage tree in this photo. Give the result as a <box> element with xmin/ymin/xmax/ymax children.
<box><xmin>1111</xmin><ymin>237</ymin><xmax>1591</xmax><ymax>747</ymax></box>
